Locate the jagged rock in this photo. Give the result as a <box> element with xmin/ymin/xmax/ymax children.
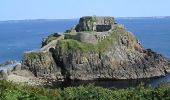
<box><xmin>7</xmin><ymin>67</ymin><xmax>14</xmax><ymax>75</ymax></box>
<box><xmin>21</xmin><ymin>16</ymin><xmax>170</xmax><ymax>81</ymax></box>
<box><xmin>22</xmin><ymin>51</ymin><xmax>63</xmax><ymax>80</ymax></box>
<box><xmin>12</xmin><ymin>70</ymin><xmax>34</xmax><ymax>77</ymax></box>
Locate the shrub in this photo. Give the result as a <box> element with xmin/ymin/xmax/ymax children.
<box><xmin>1</xmin><ymin>79</ymin><xmax>170</xmax><ymax>100</ymax></box>
<box><xmin>0</xmin><ymin>79</ymin><xmax>60</xmax><ymax>100</ymax></box>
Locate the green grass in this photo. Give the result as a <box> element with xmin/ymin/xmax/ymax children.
<box><xmin>58</xmin><ymin>39</ymin><xmax>97</xmax><ymax>54</ymax></box>
<box><xmin>59</xmin><ymin>25</ymin><xmax>135</xmax><ymax>54</ymax></box>
<box><xmin>25</xmin><ymin>52</ymin><xmax>49</xmax><ymax>60</ymax></box>
<box><xmin>0</xmin><ymin>79</ymin><xmax>60</xmax><ymax>100</ymax></box>
<box><xmin>1</xmin><ymin>79</ymin><xmax>170</xmax><ymax>100</ymax></box>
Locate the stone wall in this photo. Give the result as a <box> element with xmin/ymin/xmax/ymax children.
<box><xmin>72</xmin><ymin>32</ymin><xmax>97</xmax><ymax>44</ymax></box>
<box><xmin>65</xmin><ymin>31</ymin><xmax>111</xmax><ymax>44</ymax></box>
<box><xmin>75</xmin><ymin>16</ymin><xmax>115</xmax><ymax>32</ymax></box>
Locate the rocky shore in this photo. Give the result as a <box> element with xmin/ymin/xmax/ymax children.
<box><xmin>1</xmin><ymin>16</ymin><xmax>170</xmax><ymax>86</ymax></box>
<box><xmin>0</xmin><ymin>62</ymin><xmax>52</xmax><ymax>86</ymax></box>
<box><xmin>0</xmin><ymin>60</ymin><xmax>17</xmax><ymax>67</ymax></box>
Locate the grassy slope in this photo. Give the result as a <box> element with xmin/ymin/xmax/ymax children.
<box><xmin>59</xmin><ymin>25</ymin><xmax>136</xmax><ymax>54</ymax></box>
<box><xmin>1</xmin><ymin>79</ymin><xmax>170</xmax><ymax>100</ymax></box>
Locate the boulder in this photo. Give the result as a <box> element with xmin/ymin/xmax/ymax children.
<box><xmin>12</xmin><ymin>70</ymin><xmax>34</xmax><ymax>77</ymax></box>
<box><xmin>13</xmin><ymin>64</ymin><xmax>21</xmax><ymax>71</ymax></box>
<box><xmin>0</xmin><ymin>70</ymin><xmax>8</xmax><ymax>79</ymax></box>
<box><xmin>22</xmin><ymin>51</ymin><xmax>63</xmax><ymax>80</ymax></box>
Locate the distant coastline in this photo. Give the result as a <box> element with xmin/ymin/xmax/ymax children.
<box><xmin>0</xmin><ymin>19</ymin><xmax>78</xmax><ymax>23</ymax></box>
<box><xmin>0</xmin><ymin>16</ymin><xmax>170</xmax><ymax>22</ymax></box>
<box><xmin>117</xmin><ymin>16</ymin><xmax>170</xmax><ymax>19</ymax></box>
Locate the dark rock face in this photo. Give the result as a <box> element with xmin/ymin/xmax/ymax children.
<box><xmin>52</xmin><ymin>38</ymin><xmax>170</xmax><ymax>80</ymax></box>
<box><xmin>21</xmin><ymin>16</ymin><xmax>170</xmax><ymax>81</ymax></box>
<box><xmin>22</xmin><ymin>52</ymin><xmax>63</xmax><ymax>80</ymax></box>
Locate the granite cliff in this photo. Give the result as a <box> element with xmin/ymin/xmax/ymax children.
<box><xmin>21</xmin><ymin>16</ymin><xmax>170</xmax><ymax>81</ymax></box>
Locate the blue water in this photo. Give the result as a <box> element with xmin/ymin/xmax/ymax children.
<box><xmin>0</xmin><ymin>18</ymin><xmax>170</xmax><ymax>88</ymax></box>
<box><xmin>0</xmin><ymin>19</ymin><xmax>78</xmax><ymax>62</ymax></box>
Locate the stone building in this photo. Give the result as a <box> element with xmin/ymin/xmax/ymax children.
<box><xmin>66</xmin><ymin>16</ymin><xmax>117</xmax><ymax>44</ymax></box>
<box><xmin>75</xmin><ymin>16</ymin><xmax>115</xmax><ymax>32</ymax></box>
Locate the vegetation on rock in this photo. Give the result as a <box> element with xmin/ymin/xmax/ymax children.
<box><xmin>58</xmin><ymin>39</ymin><xmax>96</xmax><ymax>53</ymax></box>
<box><xmin>59</xmin><ymin>25</ymin><xmax>137</xmax><ymax>53</ymax></box>
<box><xmin>42</xmin><ymin>33</ymin><xmax>61</xmax><ymax>46</ymax></box>
<box><xmin>25</xmin><ymin>52</ymin><xmax>50</xmax><ymax>60</ymax></box>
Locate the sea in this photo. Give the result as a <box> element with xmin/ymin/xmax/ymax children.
<box><xmin>0</xmin><ymin>17</ymin><xmax>170</xmax><ymax>88</ymax></box>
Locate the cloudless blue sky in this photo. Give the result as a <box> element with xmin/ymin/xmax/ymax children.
<box><xmin>0</xmin><ymin>0</ymin><xmax>170</xmax><ymax>20</ymax></box>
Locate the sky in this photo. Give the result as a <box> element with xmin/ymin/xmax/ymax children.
<box><xmin>0</xmin><ymin>0</ymin><xmax>170</xmax><ymax>20</ymax></box>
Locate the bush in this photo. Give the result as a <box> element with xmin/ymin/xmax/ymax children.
<box><xmin>1</xmin><ymin>78</ymin><xmax>170</xmax><ymax>99</ymax></box>
<box><xmin>0</xmin><ymin>79</ymin><xmax>60</xmax><ymax>100</ymax></box>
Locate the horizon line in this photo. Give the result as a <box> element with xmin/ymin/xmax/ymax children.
<box><xmin>0</xmin><ymin>16</ymin><xmax>170</xmax><ymax>21</ymax></box>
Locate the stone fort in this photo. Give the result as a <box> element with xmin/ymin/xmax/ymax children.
<box><xmin>65</xmin><ymin>16</ymin><xmax>117</xmax><ymax>44</ymax></box>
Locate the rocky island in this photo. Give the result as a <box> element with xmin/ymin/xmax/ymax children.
<box><xmin>1</xmin><ymin>16</ymin><xmax>170</xmax><ymax>85</ymax></box>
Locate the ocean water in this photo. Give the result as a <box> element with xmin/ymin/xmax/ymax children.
<box><xmin>0</xmin><ymin>18</ymin><xmax>170</xmax><ymax>88</ymax></box>
<box><xmin>0</xmin><ymin>19</ymin><xmax>78</xmax><ymax>62</ymax></box>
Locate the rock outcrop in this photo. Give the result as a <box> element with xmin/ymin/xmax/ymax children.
<box><xmin>0</xmin><ymin>70</ymin><xmax>8</xmax><ymax>79</ymax></box>
<box><xmin>22</xmin><ymin>52</ymin><xmax>63</xmax><ymax>80</ymax></box>
<box><xmin>21</xmin><ymin>16</ymin><xmax>170</xmax><ymax>81</ymax></box>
